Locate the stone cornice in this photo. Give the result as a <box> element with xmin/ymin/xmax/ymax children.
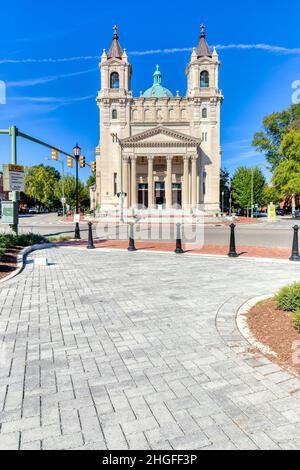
<box><xmin>122</xmin><ymin>141</ymin><xmax>198</xmax><ymax>148</ymax></box>
<box><xmin>120</xmin><ymin>125</ymin><xmax>201</xmax><ymax>148</ymax></box>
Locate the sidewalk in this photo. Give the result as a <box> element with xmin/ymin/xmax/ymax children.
<box><xmin>58</xmin><ymin>239</ymin><xmax>291</xmax><ymax>260</ymax></box>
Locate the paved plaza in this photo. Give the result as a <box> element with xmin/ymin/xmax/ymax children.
<box><xmin>1</xmin><ymin>247</ymin><xmax>300</xmax><ymax>450</ymax></box>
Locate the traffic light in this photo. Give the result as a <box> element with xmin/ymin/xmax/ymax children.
<box><xmin>91</xmin><ymin>162</ymin><xmax>96</xmax><ymax>173</ymax></box>
<box><xmin>67</xmin><ymin>156</ymin><xmax>73</xmax><ymax>168</ymax></box>
<box><xmin>52</xmin><ymin>149</ymin><xmax>58</xmax><ymax>161</ymax></box>
<box><xmin>80</xmin><ymin>156</ymin><xmax>86</xmax><ymax>168</ymax></box>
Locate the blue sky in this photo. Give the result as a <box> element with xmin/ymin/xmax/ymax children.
<box><xmin>0</xmin><ymin>0</ymin><xmax>299</xmax><ymax>182</ymax></box>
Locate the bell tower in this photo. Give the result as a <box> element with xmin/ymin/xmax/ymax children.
<box><xmin>99</xmin><ymin>25</ymin><xmax>132</xmax><ymax>98</ymax></box>
<box><xmin>186</xmin><ymin>24</ymin><xmax>220</xmax><ymax>97</ymax></box>
<box><xmin>96</xmin><ymin>26</ymin><xmax>132</xmax><ymax>209</ymax></box>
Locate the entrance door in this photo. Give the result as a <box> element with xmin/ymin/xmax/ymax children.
<box><xmin>172</xmin><ymin>183</ymin><xmax>182</xmax><ymax>208</ymax></box>
<box><xmin>155</xmin><ymin>182</ymin><xmax>165</xmax><ymax>206</ymax></box>
<box><xmin>138</xmin><ymin>183</ymin><xmax>148</xmax><ymax>208</ymax></box>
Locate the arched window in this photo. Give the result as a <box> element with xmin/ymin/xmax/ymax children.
<box><xmin>200</xmin><ymin>70</ymin><xmax>209</xmax><ymax>88</ymax></box>
<box><xmin>112</xmin><ymin>109</ymin><xmax>117</xmax><ymax>119</ymax></box>
<box><xmin>110</xmin><ymin>72</ymin><xmax>119</xmax><ymax>89</ymax></box>
<box><xmin>202</xmin><ymin>108</ymin><xmax>207</xmax><ymax>118</ymax></box>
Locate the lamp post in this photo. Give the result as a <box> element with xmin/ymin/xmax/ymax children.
<box><xmin>221</xmin><ymin>191</ymin><xmax>224</xmax><ymax>215</ymax></box>
<box><xmin>45</xmin><ymin>157</ymin><xmax>65</xmax><ymax>217</ymax></box>
<box><xmin>73</xmin><ymin>143</ymin><xmax>81</xmax><ymax>239</ymax></box>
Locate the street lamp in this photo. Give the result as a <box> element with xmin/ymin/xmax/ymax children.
<box><xmin>221</xmin><ymin>191</ymin><xmax>225</xmax><ymax>215</ymax></box>
<box><xmin>73</xmin><ymin>143</ymin><xmax>81</xmax><ymax>239</ymax></box>
<box><xmin>45</xmin><ymin>157</ymin><xmax>66</xmax><ymax>217</ymax></box>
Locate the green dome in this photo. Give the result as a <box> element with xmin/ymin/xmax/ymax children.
<box><xmin>143</xmin><ymin>65</ymin><xmax>173</xmax><ymax>98</ymax></box>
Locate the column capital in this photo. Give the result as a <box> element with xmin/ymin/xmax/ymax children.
<box><xmin>123</xmin><ymin>155</ymin><xmax>130</xmax><ymax>162</ymax></box>
<box><xmin>166</xmin><ymin>155</ymin><xmax>173</xmax><ymax>162</ymax></box>
<box><xmin>130</xmin><ymin>155</ymin><xmax>137</xmax><ymax>161</ymax></box>
<box><xmin>183</xmin><ymin>155</ymin><xmax>190</xmax><ymax>162</ymax></box>
<box><xmin>147</xmin><ymin>155</ymin><xmax>155</xmax><ymax>161</ymax></box>
<box><xmin>190</xmin><ymin>154</ymin><xmax>198</xmax><ymax>161</ymax></box>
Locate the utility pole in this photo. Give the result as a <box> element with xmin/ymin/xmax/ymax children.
<box><xmin>251</xmin><ymin>168</ymin><xmax>254</xmax><ymax>218</ymax></box>
<box><xmin>45</xmin><ymin>157</ymin><xmax>66</xmax><ymax>217</ymax></box>
<box><xmin>10</xmin><ymin>126</ymin><xmax>18</xmax><ymax>234</ymax></box>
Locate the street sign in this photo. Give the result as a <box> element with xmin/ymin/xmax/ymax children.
<box><xmin>74</xmin><ymin>213</ymin><xmax>80</xmax><ymax>223</ymax></box>
<box><xmin>1</xmin><ymin>201</ymin><xmax>18</xmax><ymax>225</ymax></box>
<box><xmin>3</xmin><ymin>164</ymin><xmax>25</xmax><ymax>192</ymax></box>
<box><xmin>268</xmin><ymin>203</ymin><xmax>276</xmax><ymax>221</ymax></box>
<box><xmin>61</xmin><ymin>197</ymin><xmax>66</xmax><ymax>204</ymax></box>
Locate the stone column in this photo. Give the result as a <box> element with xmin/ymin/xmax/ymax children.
<box><xmin>131</xmin><ymin>156</ymin><xmax>137</xmax><ymax>208</ymax></box>
<box><xmin>166</xmin><ymin>156</ymin><xmax>172</xmax><ymax>209</ymax></box>
<box><xmin>183</xmin><ymin>155</ymin><xmax>190</xmax><ymax>208</ymax></box>
<box><xmin>148</xmin><ymin>156</ymin><xmax>154</xmax><ymax>208</ymax></box>
<box><xmin>191</xmin><ymin>155</ymin><xmax>198</xmax><ymax>208</ymax></box>
<box><xmin>122</xmin><ymin>156</ymin><xmax>129</xmax><ymax>207</ymax></box>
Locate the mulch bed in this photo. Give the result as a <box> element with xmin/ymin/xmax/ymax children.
<box><xmin>0</xmin><ymin>247</ymin><xmax>22</xmax><ymax>281</ymax></box>
<box><xmin>247</xmin><ymin>298</ymin><xmax>300</xmax><ymax>376</ymax></box>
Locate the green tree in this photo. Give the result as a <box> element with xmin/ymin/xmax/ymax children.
<box><xmin>220</xmin><ymin>168</ymin><xmax>230</xmax><ymax>211</ymax></box>
<box><xmin>25</xmin><ymin>165</ymin><xmax>60</xmax><ymax>209</ymax></box>
<box><xmin>86</xmin><ymin>173</ymin><xmax>96</xmax><ymax>188</ymax></box>
<box><xmin>262</xmin><ymin>186</ymin><xmax>280</xmax><ymax>205</ymax></box>
<box><xmin>231</xmin><ymin>166</ymin><xmax>266</xmax><ymax>214</ymax></box>
<box><xmin>272</xmin><ymin>160</ymin><xmax>300</xmax><ymax>210</ymax></box>
<box><xmin>55</xmin><ymin>174</ymin><xmax>90</xmax><ymax>210</ymax></box>
<box><xmin>252</xmin><ymin>103</ymin><xmax>300</xmax><ymax>170</ymax></box>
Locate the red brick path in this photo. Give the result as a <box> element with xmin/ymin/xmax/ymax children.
<box><xmin>58</xmin><ymin>239</ymin><xmax>291</xmax><ymax>260</ymax></box>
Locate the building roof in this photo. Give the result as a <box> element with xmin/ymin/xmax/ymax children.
<box><xmin>142</xmin><ymin>65</ymin><xmax>173</xmax><ymax>98</ymax></box>
<box><xmin>195</xmin><ymin>24</ymin><xmax>211</xmax><ymax>58</ymax></box>
<box><xmin>107</xmin><ymin>25</ymin><xmax>123</xmax><ymax>59</ymax></box>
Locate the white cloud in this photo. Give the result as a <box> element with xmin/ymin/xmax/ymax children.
<box><xmin>10</xmin><ymin>95</ymin><xmax>94</xmax><ymax>104</ymax></box>
<box><xmin>0</xmin><ymin>43</ymin><xmax>299</xmax><ymax>67</ymax></box>
<box><xmin>7</xmin><ymin>68</ymin><xmax>96</xmax><ymax>88</ymax></box>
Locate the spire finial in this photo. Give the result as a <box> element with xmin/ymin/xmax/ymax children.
<box><xmin>113</xmin><ymin>25</ymin><xmax>118</xmax><ymax>38</ymax></box>
<box><xmin>156</xmin><ymin>64</ymin><xmax>159</xmax><ymax>71</ymax></box>
<box><xmin>200</xmin><ymin>23</ymin><xmax>205</xmax><ymax>37</ymax></box>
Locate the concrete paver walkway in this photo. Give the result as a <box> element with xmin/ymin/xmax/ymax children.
<box><xmin>1</xmin><ymin>247</ymin><xmax>300</xmax><ymax>450</ymax></box>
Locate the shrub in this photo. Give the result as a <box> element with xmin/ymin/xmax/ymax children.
<box><xmin>293</xmin><ymin>311</ymin><xmax>300</xmax><ymax>333</ymax></box>
<box><xmin>275</xmin><ymin>282</ymin><xmax>300</xmax><ymax>312</ymax></box>
<box><xmin>0</xmin><ymin>246</ymin><xmax>5</xmax><ymax>261</ymax></box>
<box><xmin>48</xmin><ymin>235</ymin><xmax>72</xmax><ymax>242</ymax></box>
<box><xmin>16</xmin><ymin>233</ymin><xmax>49</xmax><ymax>246</ymax></box>
<box><xmin>0</xmin><ymin>232</ymin><xmax>49</xmax><ymax>251</ymax></box>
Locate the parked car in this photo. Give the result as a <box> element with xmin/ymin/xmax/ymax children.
<box><xmin>29</xmin><ymin>207</ymin><xmax>39</xmax><ymax>214</ymax></box>
<box><xmin>294</xmin><ymin>210</ymin><xmax>300</xmax><ymax>219</ymax></box>
<box><xmin>276</xmin><ymin>208</ymin><xmax>284</xmax><ymax>216</ymax></box>
<box><xmin>57</xmin><ymin>208</ymin><xmax>64</xmax><ymax>217</ymax></box>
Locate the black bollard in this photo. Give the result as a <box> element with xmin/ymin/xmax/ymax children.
<box><xmin>74</xmin><ymin>222</ymin><xmax>81</xmax><ymax>240</ymax></box>
<box><xmin>228</xmin><ymin>223</ymin><xmax>238</xmax><ymax>257</ymax></box>
<box><xmin>87</xmin><ymin>222</ymin><xmax>95</xmax><ymax>249</ymax></box>
<box><xmin>174</xmin><ymin>223</ymin><xmax>184</xmax><ymax>254</ymax></box>
<box><xmin>128</xmin><ymin>223</ymin><xmax>137</xmax><ymax>252</ymax></box>
<box><xmin>289</xmin><ymin>225</ymin><xmax>300</xmax><ymax>261</ymax></box>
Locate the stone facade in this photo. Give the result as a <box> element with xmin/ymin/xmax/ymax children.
<box><xmin>95</xmin><ymin>25</ymin><xmax>223</xmax><ymax>213</ymax></box>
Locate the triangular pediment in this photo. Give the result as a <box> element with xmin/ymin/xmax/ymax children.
<box><xmin>121</xmin><ymin>126</ymin><xmax>201</xmax><ymax>147</ymax></box>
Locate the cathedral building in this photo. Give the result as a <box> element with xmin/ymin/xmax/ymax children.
<box><xmin>95</xmin><ymin>25</ymin><xmax>223</xmax><ymax>213</ymax></box>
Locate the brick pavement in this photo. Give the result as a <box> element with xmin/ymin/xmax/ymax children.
<box><xmin>1</xmin><ymin>247</ymin><xmax>300</xmax><ymax>450</ymax></box>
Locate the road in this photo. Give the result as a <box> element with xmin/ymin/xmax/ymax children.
<box><xmin>0</xmin><ymin>213</ymin><xmax>299</xmax><ymax>248</ymax></box>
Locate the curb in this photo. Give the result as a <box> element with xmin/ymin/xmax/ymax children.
<box><xmin>0</xmin><ymin>243</ymin><xmax>53</xmax><ymax>285</ymax></box>
<box><xmin>236</xmin><ymin>294</ymin><xmax>277</xmax><ymax>357</ymax></box>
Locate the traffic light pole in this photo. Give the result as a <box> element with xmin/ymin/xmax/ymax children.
<box><xmin>0</xmin><ymin>125</ymin><xmax>81</xmax><ymax>236</ymax></box>
<box><xmin>74</xmin><ymin>155</ymin><xmax>80</xmax><ymax>240</ymax></box>
<box><xmin>10</xmin><ymin>126</ymin><xmax>18</xmax><ymax>235</ymax></box>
